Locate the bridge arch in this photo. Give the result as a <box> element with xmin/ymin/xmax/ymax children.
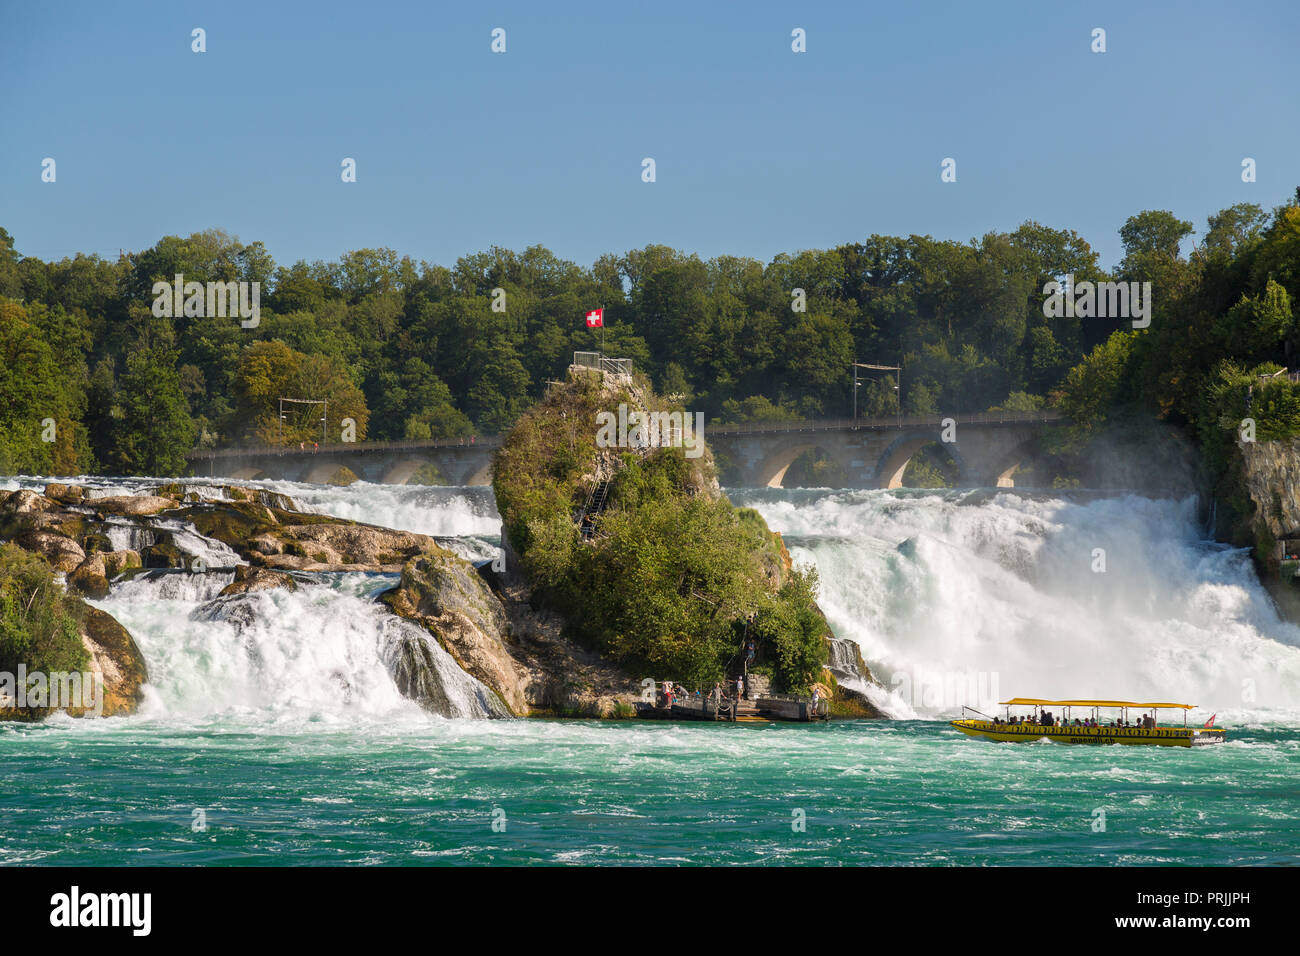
<box><xmin>986</xmin><ymin>438</ymin><xmax>1037</xmax><ymax>488</ymax></box>
<box><xmin>464</xmin><ymin>461</ymin><xmax>493</xmax><ymax>486</ymax></box>
<box><xmin>226</xmin><ymin>466</ymin><xmax>266</xmax><ymax>481</ymax></box>
<box><xmin>874</xmin><ymin>434</ymin><xmax>966</xmax><ymax>489</ymax></box>
<box><xmin>752</xmin><ymin>440</ymin><xmax>853</xmax><ymax>489</ymax></box>
<box><xmin>304</xmin><ymin>461</ymin><xmax>348</xmax><ymax>485</ymax></box>
<box><xmin>381</xmin><ymin>458</ymin><xmax>432</xmax><ymax>485</ymax></box>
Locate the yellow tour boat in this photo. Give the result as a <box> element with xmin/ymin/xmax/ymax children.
<box><xmin>951</xmin><ymin>698</ymin><xmax>1226</xmax><ymax>747</ymax></box>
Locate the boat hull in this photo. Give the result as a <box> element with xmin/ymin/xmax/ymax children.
<box><xmin>950</xmin><ymin>719</ymin><xmax>1225</xmax><ymax>747</ymax></box>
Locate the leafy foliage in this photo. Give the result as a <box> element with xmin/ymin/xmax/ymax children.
<box><xmin>494</xmin><ymin>379</ymin><xmax>828</xmax><ymax>691</ymax></box>
<box><xmin>0</xmin><ymin>543</ymin><xmax>89</xmax><ymax>678</ymax></box>
<box><xmin>0</xmin><ymin>191</ymin><xmax>1297</xmax><ymax>483</ymax></box>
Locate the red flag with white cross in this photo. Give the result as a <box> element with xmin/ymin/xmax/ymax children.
<box><xmin>585</xmin><ymin>308</ymin><xmax>603</xmax><ymax>328</ymax></box>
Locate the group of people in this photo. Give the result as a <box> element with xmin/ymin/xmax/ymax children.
<box><xmin>659</xmin><ymin>680</ymin><xmax>740</xmax><ymax>709</ymax></box>
<box><xmin>993</xmin><ymin>712</ymin><xmax>1158</xmax><ymax>729</ymax></box>
<box><xmin>658</xmin><ymin>676</ymin><xmax>752</xmax><ymax>709</ymax></box>
<box><xmin>656</xmin><ymin>634</ymin><xmax>771</xmax><ymax>710</ymax></box>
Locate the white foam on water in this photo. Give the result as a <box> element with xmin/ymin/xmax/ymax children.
<box><xmin>735</xmin><ymin>488</ymin><xmax>1300</xmax><ymax>723</ymax></box>
<box><xmin>13</xmin><ymin>473</ymin><xmax>1300</xmax><ymax>729</ymax></box>
<box><xmin>92</xmin><ymin>572</ymin><xmax>501</xmax><ymax>724</ymax></box>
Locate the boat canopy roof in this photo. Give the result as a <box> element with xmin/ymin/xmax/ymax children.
<box><xmin>999</xmin><ymin>698</ymin><xmax>1194</xmax><ymax>710</ymax></box>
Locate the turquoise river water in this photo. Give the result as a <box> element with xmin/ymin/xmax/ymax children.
<box><xmin>2</xmin><ymin>480</ymin><xmax>1298</xmax><ymax>865</ymax></box>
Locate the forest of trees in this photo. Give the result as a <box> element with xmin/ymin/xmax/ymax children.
<box><xmin>1</xmin><ymin>189</ymin><xmax>1298</xmax><ymax>481</ymax></box>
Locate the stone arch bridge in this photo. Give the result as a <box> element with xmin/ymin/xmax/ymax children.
<box><xmin>187</xmin><ymin>410</ymin><xmax>1065</xmax><ymax>489</ymax></box>
<box><xmin>706</xmin><ymin>410</ymin><xmax>1064</xmax><ymax>488</ymax></box>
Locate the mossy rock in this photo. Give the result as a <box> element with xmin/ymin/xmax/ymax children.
<box><xmin>68</xmin><ymin>558</ymin><xmax>111</xmax><ymax>599</ymax></box>
<box><xmin>81</xmin><ymin>532</ymin><xmax>113</xmax><ymax>554</ymax></box>
<box><xmin>103</xmin><ymin>550</ymin><xmax>143</xmax><ymax>578</ymax></box>
<box><xmin>141</xmin><ymin>541</ymin><xmax>184</xmax><ymax>569</ymax></box>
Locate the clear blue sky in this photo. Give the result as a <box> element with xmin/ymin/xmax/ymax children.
<box><xmin>2</xmin><ymin>0</ymin><xmax>1297</xmax><ymax>272</ymax></box>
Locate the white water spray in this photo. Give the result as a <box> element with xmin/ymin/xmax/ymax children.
<box><xmin>736</xmin><ymin>488</ymin><xmax>1300</xmax><ymax>721</ymax></box>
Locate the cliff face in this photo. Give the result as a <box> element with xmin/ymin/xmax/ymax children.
<box><xmin>385</xmin><ymin>548</ymin><xmax>645</xmax><ymax>718</ymax></box>
<box><xmin>1224</xmin><ymin>439</ymin><xmax>1300</xmax><ymax>567</ymax></box>
<box><xmin>1237</xmin><ymin>439</ymin><xmax>1300</xmax><ymax>542</ymax></box>
<box><xmin>1221</xmin><ymin>439</ymin><xmax>1300</xmax><ymax>618</ymax></box>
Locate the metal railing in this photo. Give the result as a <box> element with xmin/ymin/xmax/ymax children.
<box><xmin>572</xmin><ymin>351</ymin><xmax>633</xmax><ymax>377</ymax></box>
<box><xmin>706</xmin><ymin>408</ymin><xmax>1066</xmax><ymax>436</ymax></box>
<box><xmin>187</xmin><ymin>408</ymin><xmax>1066</xmax><ymax>459</ymax></box>
<box><xmin>187</xmin><ymin>434</ymin><xmax>503</xmax><ymax>460</ymax></box>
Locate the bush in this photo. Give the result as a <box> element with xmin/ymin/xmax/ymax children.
<box><xmin>494</xmin><ymin>377</ymin><xmax>828</xmax><ymax>690</ymax></box>
<box><xmin>0</xmin><ymin>543</ymin><xmax>90</xmax><ymax>679</ymax></box>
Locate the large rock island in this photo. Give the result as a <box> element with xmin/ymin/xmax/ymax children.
<box><xmin>487</xmin><ymin>364</ymin><xmax>884</xmax><ymax>716</ymax></box>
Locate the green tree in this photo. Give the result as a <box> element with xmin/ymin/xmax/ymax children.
<box><xmin>110</xmin><ymin>345</ymin><xmax>195</xmax><ymax>476</ymax></box>
<box><xmin>0</xmin><ymin>543</ymin><xmax>89</xmax><ymax>680</ymax></box>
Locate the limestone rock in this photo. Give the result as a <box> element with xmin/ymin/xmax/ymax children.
<box><xmin>218</xmin><ymin>565</ymin><xmax>297</xmax><ymax>596</ymax></box>
<box><xmin>68</xmin><ymin>553</ymin><xmax>110</xmax><ymax>599</ymax></box>
<box><xmin>386</xmin><ymin>549</ymin><xmax>531</xmax><ymax>715</ymax></box>
<box><xmin>89</xmin><ymin>495</ymin><xmax>180</xmax><ymax>517</ymax></box>
<box><xmin>16</xmin><ymin>530</ymin><xmax>85</xmax><ymax>573</ymax></box>
<box><xmin>77</xmin><ymin>607</ymin><xmax>148</xmax><ymax>717</ymax></box>
<box><xmin>102</xmin><ymin>549</ymin><xmax>142</xmax><ymax>578</ymax></box>
<box><xmin>3</xmin><ymin>489</ymin><xmax>56</xmax><ymax>514</ymax></box>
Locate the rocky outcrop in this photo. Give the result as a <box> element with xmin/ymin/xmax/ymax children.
<box><xmin>78</xmin><ymin>607</ymin><xmax>149</xmax><ymax>717</ymax></box>
<box><xmin>384</xmin><ymin>550</ymin><xmax>530</xmax><ymax>714</ymax></box>
<box><xmin>385</xmin><ymin>547</ymin><xmax>643</xmax><ymax>718</ymax></box>
<box><xmin>1234</xmin><ymin>439</ymin><xmax>1300</xmax><ymax>549</ymax></box>
<box><xmin>1224</xmin><ymin>438</ymin><xmax>1300</xmax><ymax>619</ymax></box>
<box><xmin>385</xmin><ymin>629</ymin><xmax>512</xmax><ymax>719</ymax></box>
<box><xmin>15</xmin><ymin>529</ymin><xmax>85</xmax><ymax>572</ymax></box>
<box><xmin>264</xmin><ymin>522</ymin><xmax>433</xmax><ymax>570</ymax></box>
<box><xmin>68</xmin><ymin>552</ymin><xmax>111</xmax><ymax>598</ymax></box>
<box><xmin>4</xmin><ymin>489</ymin><xmax>57</xmax><ymax>514</ymax></box>
<box><xmin>218</xmin><ymin>565</ymin><xmax>297</xmax><ymax>596</ymax></box>
<box><xmin>67</xmin><ymin>548</ymin><xmax>144</xmax><ymax>598</ymax></box>
<box><xmin>492</xmin><ymin>371</ymin><xmax>887</xmax><ymax>717</ymax></box>
<box><xmin>2</xmin><ymin>485</ymin><xmax>437</xmax><ymax>577</ymax></box>
<box><xmin>85</xmin><ymin>495</ymin><xmax>179</xmax><ymax>517</ymax></box>
<box><xmin>823</xmin><ymin>637</ymin><xmax>886</xmax><ymax>718</ymax></box>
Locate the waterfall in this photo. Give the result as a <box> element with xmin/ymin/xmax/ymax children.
<box><xmin>94</xmin><ymin>567</ymin><xmax>506</xmax><ymax>722</ymax></box>
<box><xmin>18</xmin><ymin>474</ymin><xmax>1300</xmax><ymax>726</ymax></box>
<box><xmin>734</xmin><ymin>487</ymin><xmax>1300</xmax><ymax>721</ymax></box>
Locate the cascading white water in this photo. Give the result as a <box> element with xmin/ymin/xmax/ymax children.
<box><xmin>93</xmin><ymin>571</ymin><xmax>506</xmax><ymax>724</ymax></box>
<box><xmin>254</xmin><ymin>480</ymin><xmax>500</xmax><ymax>539</ymax></box>
<box><xmin>15</xmin><ymin>475</ymin><xmax>1300</xmax><ymax>725</ymax></box>
<box><xmin>111</xmin><ymin>569</ymin><xmax>236</xmax><ymax>603</ymax></box>
<box><xmin>733</xmin><ymin>488</ymin><xmax>1300</xmax><ymax>722</ymax></box>
<box><xmin>148</xmin><ymin>517</ymin><xmax>246</xmax><ymax>568</ymax></box>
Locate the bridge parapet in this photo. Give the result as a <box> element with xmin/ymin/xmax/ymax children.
<box><xmin>707</xmin><ymin>409</ymin><xmax>1065</xmax><ymax>436</ymax></box>
<box><xmin>185</xmin><ymin>409</ymin><xmax>1066</xmax><ymax>488</ymax></box>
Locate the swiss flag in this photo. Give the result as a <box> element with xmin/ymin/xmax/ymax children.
<box><xmin>585</xmin><ymin>308</ymin><xmax>604</xmax><ymax>328</ymax></box>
